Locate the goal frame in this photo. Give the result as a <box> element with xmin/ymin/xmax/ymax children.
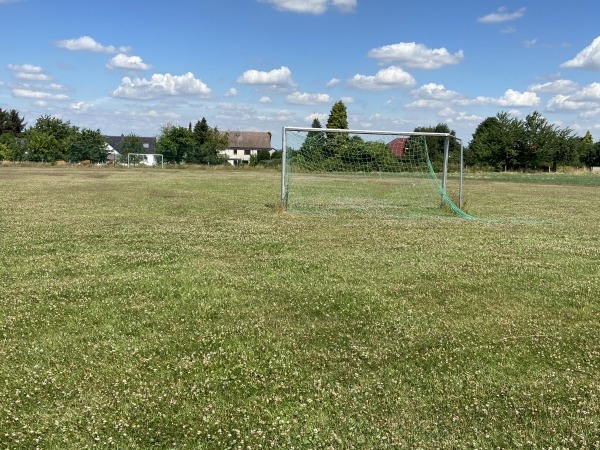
<box><xmin>280</xmin><ymin>126</ymin><xmax>464</xmax><ymax>210</ymax></box>
<box><xmin>127</xmin><ymin>153</ymin><xmax>164</xmax><ymax>168</ymax></box>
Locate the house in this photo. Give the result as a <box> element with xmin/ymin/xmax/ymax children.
<box><xmin>388</xmin><ymin>137</ymin><xmax>408</xmax><ymax>157</ymax></box>
<box><xmin>220</xmin><ymin>131</ymin><xmax>272</xmax><ymax>165</ymax></box>
<box><xmin>103</xmin><ymin>135</ymin><xmax>157</xmax><ymax>163</ymax></box>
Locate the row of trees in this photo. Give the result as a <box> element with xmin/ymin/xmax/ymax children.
<box><xmin>154</xmin><ymin>119</ymin><xmax>228</xmax><ymax>164</ymax></box>
<box><xmin>0</xmin><ymin>111</ymin><xmax>110</xmax><ymax>163</ymax></box>
<box><xmin>295</xmin><ymin>101</ymin><xmax>460</xmax><ymax>172</ymax></box>
<box><xmin>2</xmin><ymin>104</ymin><xmax>600</xmax><ymax>170</ymax></box>
<box><xmin>0</xmin><ymin>108</ymin><xmax>229</xmax><ymax>165</ymax></box>
<box><xmin>468</xmin><ymin>111</ymin><xmax>600</xmax><ymax>171</ymax></box>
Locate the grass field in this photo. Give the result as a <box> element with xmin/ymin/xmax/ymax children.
<box><xmin>1</xmin><ymin>166</ymin><xmax>599</xmax><ymax>449</ymax></box>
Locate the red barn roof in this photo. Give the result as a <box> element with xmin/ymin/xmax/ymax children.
<box><xmin>388</xmin><ymin>137</ymin><xmax>407</xmax><ymax>157</ymax></box>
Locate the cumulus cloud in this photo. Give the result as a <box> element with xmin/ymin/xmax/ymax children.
<box><xmin>237</xmin><ymin>66</ymin><xmax>295</xmax><ymax>88</ymax></box>
<box><xmin>368</xmin><ymin>42</ymin><xmax>464</xmax><ymax>69</ymax></box>
<box><xmin>107</xmin><ymin>53</ymin><xmax>151</xmax><ymax>71</ymax></box>
<box><xmin>347</xmin><ymin>66</ymin><xmax>416</xmax><ymax>91</ymax></box>
<box><xmin>56</xmin><ymin>35</ymin><xmax>129</xmax><ymax>54</ymax></box>
<box><xmin>457</xmin><ymin>89</ymin><xmax>540</xmax><ymax>107</ymax></box>
<box><xmin>528</xmin><ymin>79</ymin><xmax>579</xmax><ymax>93</ymax></box>
<box><xmin>112</xmin><ymin>72</ymin><xmax>212</xmax><ymax>100</ymax></box>
<box><xmin>12</xmin><ymin>88</ymin><xmax>69</xmax><ymax>101</ymax></box>
<box><xmin>258</xmin><ymin>0</ymin><xmax>356</xmax><ymax>15</ymax></box>
<box><xmin>7</xmin><ymin>64</ymin><xmax>50</xmax><ymax>81</ymax></box>
<box><xmin>259</xmin><ymin>96</ymin><xmax>272</xmax><ymax>103</ymax></box>
<box><xmin>286</xmin><ymin>91</ymin><xmax>331</xmax><ymax>105</ymax></box>
<box><xmin>225</xmin><ymin>88</ymin><xmax>238</xmax><ymax>97</ymax></box>
<box><xmin>412</xmin><ymin>83</ymin><xmax>461</xmax><ymax>101</ymax></box>
<box><xmin>561</xmin><ymin>36</ymin><xmax>600</xmax><ymax>70</ymax></box>
<box><xmin>478</xmin><ymin>7</ymin><xmax>526</xmax><ymax>24</ymax></box>
<box><xmin>547</xmin><ymin>83</ymin><xmax>600</xmax><ymax>112</ymax></box>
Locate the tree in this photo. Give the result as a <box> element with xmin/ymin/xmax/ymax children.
<box><xmin>299</xmin><ymin>118</ymin><xmax>326</xmax><ymax>161</ymax></box>
<box><xmin>413</xmin><ymin>123</ymin><xmax>459</xmax><ymax>165</ymax></box>
<box><xmin>192</xmin><ymin>117</ymin><xmax>210</xmax><ymax>145</ymax></box>
<box><xmin>0</xmin><ymin>108</ymin><xmax>26</xmax><ymax>135</ymax></box>
<box><xmin>325</xmin><ymin>100</ymin><xmax>349</xmax><ymax>157</ymax></box>
<box><xmin>187</xmin><ymin>119</ymin><xmax>227</xmax><ymax>164</ymax></box>
<box><xmin>25</xmin><ymin>128</ymin><xmax>62</xmax><ymax>162</ymax></box>
<box><xmin>119</xmin><ymin>133</ymin><xmax>144</xmax><ymax>162</ymax></box>
<box><xmin>156</xmin><ymin>124</ymin><xmax>197</xmax><ymax>163</ymax></box>
<box><xmin>468</xmin><ymin>112</ymin><xmax>523</xmax><ymax>170</ymax></box>
<box><xmin>69</xmin><ymin>129</ymin><xmax>108</xmax><ymax>163</ymax></box>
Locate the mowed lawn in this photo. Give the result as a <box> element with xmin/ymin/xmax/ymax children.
<box><xmin>1</xmin><ymin>166</ymin><xmax>599</xmax><ymax>449</ymax></box>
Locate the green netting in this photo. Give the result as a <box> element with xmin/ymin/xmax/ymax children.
<box><xmin>283</xmin><ymin>128</ymin><xmax>472</xmax><ymax>219</ymax></box>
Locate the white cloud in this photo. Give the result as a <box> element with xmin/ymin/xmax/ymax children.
<box><xmin>259</xmin><ymin>96</ymin><xmax>272</xmax><ymax>103</ymax></box>
<box><xmin>7</xmin><ymin>64</ymin><xmax>50</xmax><ymax>80</ymax></box>
<box><xmin>225</xmin><ymin>88</ymin><xmax>238</xmax><ymax>97</ymax></box>
<box><xmin>497</xmin><ymin>89</ymin><xmax>540</xmax><ymax>107</ymax></box>
<box><xmin>456</xmin><ymin>89</ymin><xmax>540</xmax><ymax>107</ymax></box>
<box><xmin>528</xmin><ymin>79</ymin><xmax>579</xmax><ymax>93</ymax></box>
<box><xmin>70</xmin><ymin>101</ymin><xmax>93</xmax><ymax>112</ymax></box>
<box><xmin>412</xmin><ymin>83</ymin><xmax>461</xmax><ymax>101</ymax></box>
<box><xmin>286</xmin><ymin>91</ymin><xmax>331</xmax><ymax>104</ymax></box>
<box><xmin>107</xmin><ymin>54</ymin><xmax>151</xmax><ymax>71</ymax></box>
<box><xmin>12</xmin><ymin>88</ymin><xmax>69</xmax><ymax>101</ymax></box>
<box><xmin>348</xmin><ymin>66</ymin><xmax>416</xmax><ymax>91</ymax></box>
<box><xmin>237</xmin><ymin>66</ymin><xmax>294</xmax><ymax>88</ymax></box>
<box><xmin>112</xmin><ymin>72</ymin><xmax>212</xmax><ymax>100</ymax></box>
<box><xmin>478</xmin><ymin>7</ymin><xmax>526</xmax><ymax>24</ymax></box>
<box><xmin>341</xmin><ymin>96</ymin><xmax>354</xmax><ymax>103</ymax></box>
<box><xmin>259</xmin><ymin>0</ymin><xmax>356</xmax><ymax>15</ymax></box>
<box><xmin>561</xmin><ymin>36</ymin><xmax>600</xmax><ymax>70</ymax></box>
<box><xmin>326</xmin><ymin>78</ymin><xmax>341</xmax><ymax>87</ymax></box>
<box><xmin>56</xmin><ymin>36</ymin><xmax>129</xmax><ymax>54</ymax></box>
<box><xmin>304</xmin><ymin>113</ymin><xmax>327</xmax><ymax>123</ymax></box>
<box><xmin>368</xmin><ymin>42</ymin><xmax>464</xmax><ymax>69</ymax></box>
<box><xmin>547</xmin><ymin>83</ymin><xmax>600</xmax><ymax>112</ymax></box>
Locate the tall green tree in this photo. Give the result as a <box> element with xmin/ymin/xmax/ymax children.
<box><xmin>192</xmin><ymin>117</ymin><xmax>210</xmax><ymax>145</ymax></box>
<box><xmin>119</xmin><ymin>133</ymin><xmax>144</xmax><ymax>162</ymax></box>
<box><xmin>187</xmin><ymin>119</ymin><xmax>227</xmax><ymax>164</ymax></box>
<box><xmin>299</xmin><ymin>118</ymin><xmax>326</xmax><ymax>161</ymax></box>
<box><xmin>0</xmin><ymin>108</ymin><xmax>26</xmax><ymax>135</ymax></box>
<box><xmin>156</xmin><ymin>124</ymin><xmax>197</xmax><ymax>163</ymax></box>
<box><xmin>468</xmin><ymin>112</ymin><xmax>523</xmax><ymax>170</ymax></box>
<box><xmin>413</xmin><ymin>123</ymin><xmax>459</xmax><ymax>164</ymax></box>
<box><xmin>69</xmin><ymin>129</ymin><xmax>108</xmax><ymax>163</ymax></box>
<box><xmin>325</xmin><ymin>100</ymin><xmax>349</xmax><ymax>157</ymax></box>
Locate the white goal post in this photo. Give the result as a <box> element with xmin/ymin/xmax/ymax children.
<box><xmin>127</xmin><ymin>153</ymin><xmax>164</xmax><ymax>168</ymax></box>
<box><xmin>281</xmin><ymin>126</ymin><xmax>467</xmax><ymax>218</ymax></box>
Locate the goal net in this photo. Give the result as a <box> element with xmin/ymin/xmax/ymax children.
<box><xmin>281</xmin><ymin>127</ymin><xmax>471</xmax><ymax>219</ymax></box>
<box><xmin>127</xmin><ymin>153</ymin><xmax>164</xmax><ymax>168</ymax></box>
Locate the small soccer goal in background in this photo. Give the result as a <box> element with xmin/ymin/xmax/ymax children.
<box><xmin>127</xmin><ymin>153</ymin><xmax>164</xmax><ymax>168</ymax></box>
<box><xmin>281</xmin><ymin>127</ymin><xmax>471</xmax><ymax>219</ymax></box>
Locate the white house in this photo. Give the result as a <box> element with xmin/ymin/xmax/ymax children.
<box><xmin>103</xmin><ymin>135</ymin><xmax>157</xmax><ymax>163</ymax></box>
<box><xmin>220</xmin><ymin>131</ymin><xmax>272</xmax><ymax>165</ymax></box>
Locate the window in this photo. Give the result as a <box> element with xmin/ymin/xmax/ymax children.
<box><xmin>244</xmin><ymin>149</ymin><xmax>251</xmax><ymax>155</ymax></box>
<box><xmin>233</xmin><ymin>149</ymin><xmax>238</xmax><ymax>155</ymax></box>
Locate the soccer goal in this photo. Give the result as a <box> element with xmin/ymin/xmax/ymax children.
<box><xmin>281</xmin><ymin>127</ymin><xmax>471</xmax><ymax>219</ymax></box>
<box><xmin>127</xmin><ymin>153</ymin><xmax>164</xmax><ymax>168</ymax></box>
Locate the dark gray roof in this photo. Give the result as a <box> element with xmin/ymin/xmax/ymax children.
<box><xmin>226</xmin><ymin>131</ymin><xmax>271</xmax><ymax>150</ymax></box>
<box><xmin>104</xmin><ymin>135</ymin><xmax>157</xmax><ymax>154</ymax></box>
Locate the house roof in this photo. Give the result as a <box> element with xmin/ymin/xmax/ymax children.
<box><xmin>226</xmin><ymin>131</ymin><xmax>271</xmax><ymax>150</ymax></box>
<box><xmin>388</xmin><ymin>137</ymin><xmax>408</xmax><ymax>157</ymax></box>
<box><xmin>103</xmin><ymin>135</ymin><xmax>157</xmax><ymax>154</ymax></box>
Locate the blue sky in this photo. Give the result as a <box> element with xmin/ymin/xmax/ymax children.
<box><xmin>1</xmin><ymin>0</ymin><xmax>600</xmax><ymax>147</ymax></box>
